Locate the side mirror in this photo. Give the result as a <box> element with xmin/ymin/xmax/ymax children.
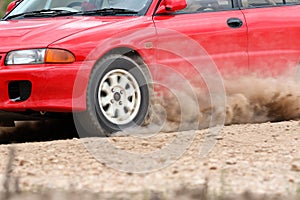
<box><xmin>156</xmin><ymin>0</ymin><xmax>187</xmax><ymax>14</ymax></box>
<box><xmin>6</xmin><ymin>0</ymin><xmax>20</xmax><ymax>14</ymax></box>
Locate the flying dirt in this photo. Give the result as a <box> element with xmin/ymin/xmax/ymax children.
<box><xmin>150</xmin><ymin>74</ymin><xmax>300</xmax><ymax>132</ymax></box>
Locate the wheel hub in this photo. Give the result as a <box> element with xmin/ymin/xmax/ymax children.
<box><xmin>113</xmin><ymin>92</ymin><xmax>121</xmax><ymax>102</ymax></box>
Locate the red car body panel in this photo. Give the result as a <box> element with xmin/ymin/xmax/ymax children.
<box><xmin>0</xmin><ymin>0</ymin><xmax>299</xmax><ymax>116</ymax></box>
<box><xmin>242</xmin><ymin>6</ymin><xmax>300</xmax><ymax>76</ymax></box>
<box><xmin>153</xmin><ymin>10</ymin><xmax>248</xmax><ymax>77</ymax></box>
<box><xmin>0</xmin><ymin>17</ymin><xmax>121</xmax><ymax>52</ymax></box>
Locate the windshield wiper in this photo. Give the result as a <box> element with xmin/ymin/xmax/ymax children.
<box><xmin>4</xmin><ymin>9</ymin><xmax>79</xmax><ymax>20</ymax></box>
<box><xmin>80</xmin><ymin>8</ymin><xmax>139</xmax><ymax>16</ymax></box>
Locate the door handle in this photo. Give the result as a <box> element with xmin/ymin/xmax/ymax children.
<box><xmin>227</xmin><ymin>18</ymin><xmax>243</xmax><ymax>28</ymax></box>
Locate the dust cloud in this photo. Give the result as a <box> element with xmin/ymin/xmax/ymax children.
<box><xmin>148</xmin><ymin>75</ymin><xmax>300</xmax><ymax>132</ymax></box>
<box><xmin>225</xmin><ymin>76</ymin><xmax>300</xmax><ymax>124</ymax></box>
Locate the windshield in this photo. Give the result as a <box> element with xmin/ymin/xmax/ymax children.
<box><xmin>6</xmin><ymin>0</ymin><xmax>152</xmax><ymax>18</ymax></box>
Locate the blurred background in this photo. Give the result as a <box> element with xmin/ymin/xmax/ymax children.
<box><xmin>0</xmin><ymin>0</ymin><xmax>14</xmax><ymax>17</ymax></box>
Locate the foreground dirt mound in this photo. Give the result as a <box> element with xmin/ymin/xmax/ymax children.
<box><xmin>0</xmin><ymin>120</ymin><xmax>300</xmax><ymax>199</ymax></box>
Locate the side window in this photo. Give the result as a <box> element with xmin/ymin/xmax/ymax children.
<box><xmin>244</xmin><ymin>0</ymin><xmax>281</xmax><ymax>7</ymax></box>
<box><xmin>179</xmin><ymin>0</ymin><xmax>233</xmax><ymax>13</ymax></box>
<box><xmin>241</xmin><ymin>0</ymin><xmax>300</xmax><ymax>8</ymax></box>
<box><xmin>285</xmin><ymin>0</ymin><xmax>300</xmax><ymax>4</ymax></box>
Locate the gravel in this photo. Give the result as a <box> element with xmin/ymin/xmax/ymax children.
<box><xmin>0</xmin><ymin>120</ymin><xmax>300</xmax><ymax>199</ymax></box>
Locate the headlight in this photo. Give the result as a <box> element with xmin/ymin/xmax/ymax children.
<box><xmin>5</xmin><ymin>48</ymin><xmax>75</xmax><ymax>65</ymax></box>
<box><xmin>5</xmin><ymin>49</ymin><xmax>46</xmax><ymax>65</ymax></box>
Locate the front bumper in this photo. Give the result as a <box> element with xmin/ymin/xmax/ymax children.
<box><xmin>0</xmin><ymin>61</ymin><xmax>92</xmax><ymax>113</ymax></box>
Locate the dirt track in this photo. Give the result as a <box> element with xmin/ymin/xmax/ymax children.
<box><xmin>0</xmin><ymin>120</ymin><xmax>300</xmax><ymax>199</ymax></box>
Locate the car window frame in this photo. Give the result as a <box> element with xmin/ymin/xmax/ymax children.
<box><xmin>155</xmin><ymin>0</ymin><xmax>240</xmax><ymax>15</ymax></box>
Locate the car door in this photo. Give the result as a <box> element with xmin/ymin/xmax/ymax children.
<box><xmin>152</xmin><ymin>0</ymin><xmax>248</xmax><ymax>80</ymax></box>
<box><xmin>240</xmin><ymin>0</ymin><xmax>300</xmax><ymax>76</ymax></box>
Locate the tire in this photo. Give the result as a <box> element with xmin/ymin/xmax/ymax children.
<box><xmin>74</xmin><ymin>54</ymin><xmax>151</xmax><ymax>137</ymax></box>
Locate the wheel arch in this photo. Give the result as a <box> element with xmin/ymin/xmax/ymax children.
<box><xmin>92</xmin><ymin>46</ymin><xmax>153</xmax><ymax>86</ymax></box>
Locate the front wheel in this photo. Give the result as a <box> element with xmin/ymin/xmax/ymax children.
<box><xmin>74</xmin><ymin>54</ymin><xmax>151</xmax><ymax>137</ymax></box>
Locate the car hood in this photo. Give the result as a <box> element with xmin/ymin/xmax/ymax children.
<box><xmin>0</xmin><ymin>16</ymin><xmax>127</xmax><ymax>52</ymax></box>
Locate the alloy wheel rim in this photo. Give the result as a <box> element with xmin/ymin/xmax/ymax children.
<box><xmin>98</xmin><ymin>69</ymin><xmax>142</xmax><ymax>125</ymax></box>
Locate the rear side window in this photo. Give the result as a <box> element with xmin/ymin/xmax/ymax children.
<box><xmin>178</xmin><ymin>0</ymin><xmax>234</xmax><ymax>13</ymax></box>
<box><xmin>241</xmin><ymin>0</ymin><xmax>300</xmax><ymax>7</ymax></box>
<box><xmin>285</xmin><ymin>0</ymin><xmax>300</xmax><ymax>4</ymax></box>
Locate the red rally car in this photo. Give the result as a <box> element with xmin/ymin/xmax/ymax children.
<box><xmin>0</xmin><ymin>0</ymin><xmax>299</xmax><ymax>136</ymax></box>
